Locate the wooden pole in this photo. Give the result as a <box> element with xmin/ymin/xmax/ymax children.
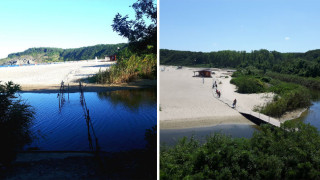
<box><xmin>68</xmin><ymin>83</ymin><xmax>69</xmax><ymax>101</ymax></box>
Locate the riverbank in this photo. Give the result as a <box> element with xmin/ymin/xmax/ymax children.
<box><xmin>20</xmin><ymin>79</ymin><xmax>156</xmax><ymax>93</ymax></box>
<box><xmin>160</xmin><ymin>66</ymin><xmax>306</xmax><ymax>129</ymax></box>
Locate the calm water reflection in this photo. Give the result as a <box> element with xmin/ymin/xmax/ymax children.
<box><xmin>20</xmin><ymin>88</ymin><xmax>156</xmax><ymax>152</ymax></box>
<box><xmin>301</xmin><ymin>101</ymin><xmax>320</xmax><ymax>131</ymax></box>
<box><xmin>160</xmin><ymin>124</ymin><xmax>258</xmax><ymax>146</ymax></box>
<box><xmin>97</xmin><ymin>88</ymin><xmax>156</xmax><ymax>111</ymax></box>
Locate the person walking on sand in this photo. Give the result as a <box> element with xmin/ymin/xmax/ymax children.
<box><xmin>233</xmin><ymin>99</ymin><xmax>237</xmax><ymax>108</ymax></box>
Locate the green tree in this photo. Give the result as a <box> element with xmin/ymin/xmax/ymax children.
<box><xmin>112</xmin><ymin>0</ymin><xmax>157</xmax><ymax>54</ymax></box>
<box><xmin>161</xmin><ymin>122</ymin><xmax>320</xmax><ymax>179</ymax></box>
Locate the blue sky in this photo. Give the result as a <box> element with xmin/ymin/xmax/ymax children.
<box><xmin>0</xmin><ymin>0</ymin><xmax>136</xmax><ymax>58</ymax></box>
<box><xmin>160</xmin><ymin>0</ymin><xmax>320</xmax><ymax>53</ymax></box>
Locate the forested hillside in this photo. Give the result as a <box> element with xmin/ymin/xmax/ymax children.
<box><xmin>1</xmin><ymin>43</ymin><xmax>127</xmax><ymax>64</ymax></box>
<box><xmin>160</xmin><ymin>49</ymin><xmax>320</xmax><ymax>78</ymax></box>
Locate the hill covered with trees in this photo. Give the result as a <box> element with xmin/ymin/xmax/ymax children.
<box><xmin>1</xmin><ymin>43</ymin><xmax>127</xmax><ymax>64</ymax></box>
<box><xmin>160</xmin><ymin>49</ymin><xmax>320</xmax><ymax>78</ymax></box>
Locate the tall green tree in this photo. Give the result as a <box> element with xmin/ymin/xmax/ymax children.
<box><xmin>112</xmin><ymin>0</ymin><xmax>157</xmax><ymax>54</ymax></box>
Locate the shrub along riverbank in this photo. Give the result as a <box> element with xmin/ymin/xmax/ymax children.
<box><xmin>160</xmin><ymin>121</ymin><xmax>320</xmax><ymax>180</ymax></box>
<box><xmin>230</xmin><ymin>68</ymin><xmax>312</xmax><ymax>117</ymax></box>
<box><xmin>89</xmin><ymin>48</ymin><xmax>156</xmax><ymax>84</ymax></box>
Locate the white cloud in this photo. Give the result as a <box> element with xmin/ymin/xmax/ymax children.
<box><xmin>285</xmin><ymin>37</ymin><xmax>290</xmax><ymax>41</ymax></box>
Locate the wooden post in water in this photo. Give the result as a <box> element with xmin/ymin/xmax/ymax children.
<box><xmin>68</xmin><ymin>83</ymin><xmax>69</xmax><ymax>101</ymax></box>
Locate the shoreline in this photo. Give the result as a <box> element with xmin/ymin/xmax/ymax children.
<box><xmin>160</xmin><ymin>116</ymin><xmax>255</xmax><ymax>129</ymax></box>
<box><xmin>279</xmin><ymin>107</ymin><xmax>309</xmax><ymax>123</ymax></box>
<box><xmin>160</xmin><ymin>107</ymin><xmax>309</xmax><ymax>130</ymax></box>
<box><xmin>19</xmin><ymin>79</ymin><xmax>157</xmax><ymax>93</ymax></box>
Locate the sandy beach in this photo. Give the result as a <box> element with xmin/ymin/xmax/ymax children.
<box><xmin>0</xmin><ymin>60</ymin><xmax>114</xmax><ymax>89</ymax></box>
<box><xmin>160</xmin><ymin>66</ymin><xmax>275</xmax><ymax>129</ymax></box>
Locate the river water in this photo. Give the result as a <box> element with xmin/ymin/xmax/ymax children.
<box><xmin>301</xmin><ymin>101</ymin><xmax>320</xmax><ymax>131</ymax></box>
<box><xmin>20</xmin><ymin>88</ymin><xmax>157</xmax><ymax>152</ymax></box>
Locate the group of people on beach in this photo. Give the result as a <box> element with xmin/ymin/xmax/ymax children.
<box><xmin>213</xmin><ymin>81</ymin><xmax>221</xmax><ymax>98</ymax></box>
<box><xmin>212</xmin><ymin>80</ymin><xmax>237</xmax><ymax>108</ymax></box>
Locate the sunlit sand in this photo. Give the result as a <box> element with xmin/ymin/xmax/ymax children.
<box><xmin>160</xmin><ymin>66</ymin><xmax>274</xmax><ymax>129</ymax></box>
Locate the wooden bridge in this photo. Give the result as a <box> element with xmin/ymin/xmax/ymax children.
<box><xmin>212</xmin><ymin>89</ymin><xmax>281</xmax><ymax>127</ymax></box>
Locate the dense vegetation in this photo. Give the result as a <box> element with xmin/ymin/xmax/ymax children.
<box><xmin>161</xmin><ymin>122</ymin><xmax>320</xmax><ymax>180</ymax></box>
<box><xmin>230</xmin><ymin>67</ymin><xmax>311</xmax><ymax>117</ymax></box>
<box><xmin>266</xmin><ymin>72</ymin><xmax>320</xmax><ymax>90</ymax></box>
<box><xmin>2</xmin><ymin>43</ymin><xmax>127</xmax><ymax>63</ymax></box>
<box><xmin>0</xmin><ymin>81</ymin><xmax>34</xmax><ymax>166</ymax></box>
<box><xmin>92</xmin><ymin>0</ymin><xmax>157</xmax><ymax>84</ymax></box>
<box><xmin>90</xmin><ymin>47</ymin><xmax>156</xmax><ymax>84</ymax></box>
<box><xmin>230</xmin><ymin>76</ymin><xmax>266</xmax><ymax>94</ymax></box>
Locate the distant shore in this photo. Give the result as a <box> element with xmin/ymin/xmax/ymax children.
<box><xmin>160</xmin><ymin>66</ymin><xmax>306</xmax><ymax>129</ymax></box>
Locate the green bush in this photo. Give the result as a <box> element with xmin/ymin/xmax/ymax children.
<box><xmin>261</xmin><ymin>86</ymin><xmax>311</xmax><ymax>117</ymax></box>
<box><xmin>261</xmin><ymin>77</ymin><xmax>271</xmax><ymax>83</ymax></box>
<box><xmin>230</xmin><ymin>75</ymin><xmax>312</xmax><ymax>117</ymax></box>
<box><xmin>160</xmin><ymin>122</ymin><xmax>320</xmax><ymax>180</ymax></box>
<box><xmin>230</xmin><ymin>76</ymin><xmax>266</xmax><ymax>93</ymax></box>
<box><xmin>91</xmin><ymin>53</ymin><xmax>156</xmax><ymax>84</ymax></box>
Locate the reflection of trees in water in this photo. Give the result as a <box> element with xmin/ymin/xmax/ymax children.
<box><xmin>97</xmin><ymin>88</ymin><xmax>156</xmax><ymax>111</ymax></box>
<box><xmin>0</xmin><ymin>81</ymin><xmax>35</xmax><ymax>166</ymax></box>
